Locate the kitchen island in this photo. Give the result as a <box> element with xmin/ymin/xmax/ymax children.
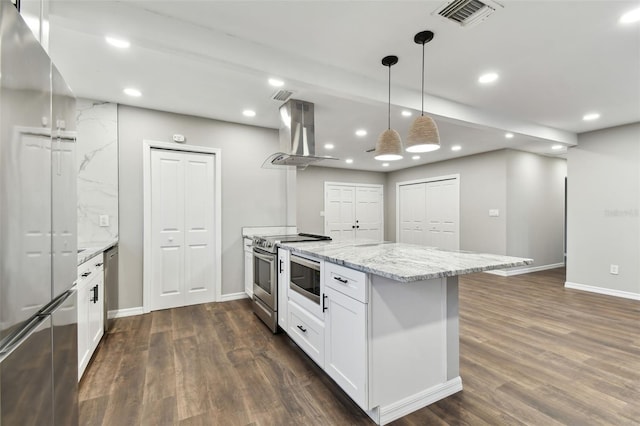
<box><xmin>277</xmin><ymin>240</ymin><xmax>532</xmax><ymax>425</ymax></box>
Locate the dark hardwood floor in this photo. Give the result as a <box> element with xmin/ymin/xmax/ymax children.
<box><xmin>79</xmin><ymin>268</ymin><xmax>640</xmax><ymax>425</ymax></box>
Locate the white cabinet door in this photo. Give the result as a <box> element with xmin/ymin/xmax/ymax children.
<box><xmin>87</xmin><ymin>264</ymin><xmax>104</xmax><ymax>357</ymax></box>
<box><xmin>150</xmin><ymin>149</ymin><xmax>216</xmax><ymax>311</ymax></box>
<box><xmin>324</xmin><ymin>286</ymin><xmax>368</xmax><ymax>410</ymax></box>
<box><xmin>243</xmin><ymin>238</ymin><xmax>253</xmax><ymax>297</ymax></box>
<box><xmin>77</xmin><ymin>254</ymin><xmax>104</xmax><ymax>380</ymax></box>
<box><xmin>277</xmin><ymin>248</ymin><xmax>290</xmax><ymax>329</ymax></box>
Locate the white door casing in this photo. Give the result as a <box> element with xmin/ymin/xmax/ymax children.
<box><xmin>397</xmin><ymin>175</ymin><xmax>460</xmax><ymax>250</ymax></box>
<box><xmin>324</xmin><ymin>183</ymin><xmax>383</xmax><ymax>241</ymax></box>
<box><xmin>143</xmin><ymin>140</ymin><xmax>222</xmax><ymax>313</ymax></box>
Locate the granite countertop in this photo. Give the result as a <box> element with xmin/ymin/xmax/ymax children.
<box><xmin>278</xmin><ymin>240</ymin><xmax>533</xmax><ymax>283</ymax></box>
<box><xmin>77</xmin><ymin>239</ymin><xmax>118</xmax><ymax>266</ymax></box>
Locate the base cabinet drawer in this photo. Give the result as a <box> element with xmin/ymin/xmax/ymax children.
<box><xmin>325</xmin><ymin>262</ymin><xmax>367</xmax><ymax>303</ymax></box>
<box><xmin>288</xmin><ymin>300</ymin><xmax>325</xmax><ymax>368</ymax></box>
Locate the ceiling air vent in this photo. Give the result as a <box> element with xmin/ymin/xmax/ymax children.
<box><xmin>433</xmin><ymin>0</ymin><xmax>503</xmax><ymax>28</ymax></box>
<box><xmin>271</xmin><ymin>89</ymin><xmax>294</xmax><ymax>102</ymax></box>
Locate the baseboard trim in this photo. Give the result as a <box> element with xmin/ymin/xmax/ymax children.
<box><xmin>219</xmin><ymin>292</ymin><xmax>249</xmax><ymax>302</ymax></box>
<box><xmin>484</xmin><ymin>262</ymin><xmax>564</xmax><ymax>277</ymax></box>
<box><xmin>368</xmin><ymin>377</ymin><xmax>463</xmax><ymax>425</ymax></box>
<box><xmin>108</xmin><ymin>307</ymin><xmax>145</xmax><ymax>319</ymax></box>
<box><xmin>564</xmin><ymin>281</ymin><xmax>640</xmax><ymax>301</ymax></box>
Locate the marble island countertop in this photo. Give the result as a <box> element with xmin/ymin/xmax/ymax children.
<box><xmin>77</xmin><ymin>239</ymin><xmax>118</xmax><ymax>266</ymax></box>
<box><xmin>278</xmin><ymin>240</ymin><xmax>533</xmax><ymax>282</ymax></box>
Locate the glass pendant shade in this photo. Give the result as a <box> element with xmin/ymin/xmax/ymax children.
<box><xmin>374</xmin><ymin>128</ymin><xmax>403</xmax><ymax>161</ymax></box>
<box><xmin>406</xmin><ymin>115</ymin><xmax>440</xmax><ymax>153</ymax></box>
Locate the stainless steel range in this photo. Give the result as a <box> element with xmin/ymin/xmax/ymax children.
<box><xmin>252</xmin><ymin>233</ymin><xmax>331</xmax><ymax>332</ymax></box>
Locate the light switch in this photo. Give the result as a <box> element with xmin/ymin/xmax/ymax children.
<box><xmin>99</xmin><ymin>215</ymin><xmax>109</xmax><ymax>227</ymax></box>
<box><xmin>610</xmin><ymin>264</ymin><xmax>619</xmax><ymax>275</ymax></box>
<box><xmin>489</xmin><ymin>209</ymin><xmax>500</xmax><ymax>217</ymax></box>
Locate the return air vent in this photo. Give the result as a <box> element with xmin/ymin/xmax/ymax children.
<box><xmin>271</xmin><ymin>89</ymin><xmax>294</xmax><ymax>102</ymax></box>
<box><xmin>433</xmin><ymin>0</ymin><xmax>503</xmax><ymax>28</ymax></box>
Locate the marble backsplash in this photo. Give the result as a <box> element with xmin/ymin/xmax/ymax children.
<box><xmin>77</xmin><ymin>99</ymin><xmax>118</xmax><ymax>245</ymax></box>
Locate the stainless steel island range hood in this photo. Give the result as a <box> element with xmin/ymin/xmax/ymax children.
<box><xmin>263</xmin><ymin>99</ymin><xmax>338</xmax><ymax>169</ymax></box>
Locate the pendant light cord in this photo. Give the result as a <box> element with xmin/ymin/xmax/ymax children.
<box><xmin>421</xmin><ymin>42</ymin><xmax>425</xmax><ymax>117</ymax></box>
<box><xmin>388</xmin><ymin>64</ymin><xmax>391</xmax><ymax>130</ymax></box>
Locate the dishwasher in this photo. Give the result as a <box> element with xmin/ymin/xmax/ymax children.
<box><xmin>104</xmin><ymin>245</ymin><xmax>119</xmax><ymax>332</ymax></box>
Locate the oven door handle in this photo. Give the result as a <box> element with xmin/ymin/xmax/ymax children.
<box><xmin>253</xmin><ymin>249</ymin><xmax>275</xmax><ymax>264</ymax></box>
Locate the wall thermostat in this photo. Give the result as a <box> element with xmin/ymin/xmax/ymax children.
<box><xmin>173</xmin><ymin>134</ymin><xmax>186</xmax><ymax>143</ymax></box>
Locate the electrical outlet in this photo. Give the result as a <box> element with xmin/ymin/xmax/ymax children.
<box><xmin>99</xmin><ymin>215</ymin><xmax>109</xmax><ymax>227</ymax></box>
<box><xmin>610</xmin><ymin>264</ymin><xmax>619</xmax><ymax>275</ymax></box>
<box><xmin>489</xmin><ymin>209</ymin><xmax>500</xmax><ymax>217</ymax></box>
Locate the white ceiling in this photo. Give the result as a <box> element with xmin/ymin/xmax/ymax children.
<box><xmin>45</xmin><ymin>0</ymin><xmax>640</xmax><ymax>172</ymax></box>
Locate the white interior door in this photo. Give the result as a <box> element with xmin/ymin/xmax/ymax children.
<box><xmin>150</xmin><ymin>149</ymin><xmax>215</xmax><ymax>311</ymax></box>
<box><xmin>398</xmin><ymin>177</ymin><xmax>459</xmax><ymax>250</ymax></box>
<box><xmin>355</xmin><ymin>186</ymin><xmax>383</xmax><ymax>241</ymax></box>
<box><xmin>399</xmin><ymin>183</ymin><xmax>426</xmax><ymax>245</ymax></box>
<box><xmin>325</xmin><ymin>185</ymin><xmax>356</xmax><ymax>241</ymax></box>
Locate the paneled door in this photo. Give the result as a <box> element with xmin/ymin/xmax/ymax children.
<box><xmin>324</xmin><ymin>183</ymin><xmax>383</xmax><ymax>241</ymax></box>
<box><xmin>398</xmin><ymin>176</ymin><xmax>459</xmax><ymax>250</ymax></box>
<box><xmin>150</xmin><ymin>149</ymin><xmax>216</xmax><ymax>311</ymax></box>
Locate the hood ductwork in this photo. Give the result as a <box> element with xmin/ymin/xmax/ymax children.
<box><xmin>263</xmin><ymin>99</ymin><xmax>338</xmax><ymax>170</ymax></box>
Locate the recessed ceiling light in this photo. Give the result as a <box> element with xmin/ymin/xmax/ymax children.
<box><xmin>505</xmin><ymin>132</ymin><xmax>514</xmax><ymax>139</ymax></box>
<box><xmin>242</xmin><ymin>109</ymin><xmax>256</xmax><ymax>117</ymax></box>
<box><xmin>620</xmin><ymin>7</ymin><xmax>640</xmax><ymax>24</ymax></box>
<box><xmin>345</xmin><ymin>158</ymin><xmax>354</xmax><ymax>164</ymax></box>
<box><xmin>268</xmin><ymin>78</ymin><xmax>284</xmax><ymax>87</ymax></box>
<box><xmin>478</xmin><ymin>72</ymin><xmax>499</xmax><ymax>84</ymax></box>
<box><xmin>583</xmin><ymin>112</ymin><xmax>600</xmax><ymax>121</ymax></box>
<box><xmin>105</xmin><ymin>36</ymin><xmax>130</xmax><ymax>49</ymax></box>
<box><xmin>324</xmin><ymin>143</ymin><xmax>334</xmax><ymax>150</ymax></box>
<box><xmin>355</xmin><ymin>129</ymin><xmax>367</xmax><ymax>137</ymax></box>
<box><xmin>123</xmin><ymin>87</ymin><xmax>141</xmax><ymax>97</ymax></box>
<box><xmin>382</xmin><ymin>163</ymin><xmax>390</xmax><ymax>167</ymax></box>
<box><xmin>412</xmin><ymin>155</ymin><xmax>420</xmax><ymax>160</ymax></box>
<box><xmin>401</xmin><ymin>110</ymin><xmax>412</xmax><ymax>117</ymax></box>
<box><xmin>551</xmin><ymin>145</ymin><xmax>563</xmax><ymax>150</ymax></box>
<box><xmin>451</xmin><ymin>145</ymin><xmax>462</xmax><ymax>151</ymax></box>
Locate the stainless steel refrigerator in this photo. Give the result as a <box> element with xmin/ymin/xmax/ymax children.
<box><xmin>0</xmin><ymin>1</ymin><xmax>78</xmax><ymax>425</ymax></box>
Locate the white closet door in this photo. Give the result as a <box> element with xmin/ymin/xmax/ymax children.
<box><xmin>183</xmin><ymin>152</ymin><xmax>215</xmax><ymax>306</ymax></box>
<box><xmin>425</xmin><ymin>180</ymin><xmax>459</xmax><ymax>250</ymax></box>
<box><xmin>355</xmin><ymin>186</ymin><xmax>383</xmax><ymax>241</ymax></box>
<box><xmin>398</xmin><ymin>183</ymin><xmax>426</xmax><ymax>245</ymax></box>
<box><xmin>325</xmin><ymin>185</ymin><xmax>356</xmax><ymax>241</ymax></box>
<box><xmin>151</xmin><ymin>150</ymin><xmax>186</xmax><ymax>310</ymax></box>
<box><xmin>150</xmin><ymin>149</ymin><xmax>216</xmax><ymax>311</ymax></box>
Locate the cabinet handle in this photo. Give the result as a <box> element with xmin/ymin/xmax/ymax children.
<box><xmin>296</xmin><ymin>325</ymin><xmax>307</xmax><ymax>333</ymax></box>
<box><xmin>81</xmin><ymin>271</ymin><xmax>91</xmax><ymax>278</ymax></box>
<box><xmin>323</xmin><ymin>294</ymin><xmax>328</xmax><ymax>312</ymax></box>
<box><xmin>279</xmin><ymin>259</ymin><xmax>284</xmax><ymax>273</ymax></box>
<box><xmin>95</xmin><ymin>262</ymin><xmax>103</xmax><ymax>267</ymax></box>
<box><xmin>334</xmin><ymin>276</ymin><xmax>348</xmax><ymax>284</ymax></box>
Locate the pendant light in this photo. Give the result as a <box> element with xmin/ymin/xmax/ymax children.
<box><xmin>374</xmin><ymin>55</ymin><xmax>403</xmax><ymax>161</ymax></box>
<box><xmin>406</xmin><ymin>30</ymin><xmax>440</xmax><ymax>153</ymax></box>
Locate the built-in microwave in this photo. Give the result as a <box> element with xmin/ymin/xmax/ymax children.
<box><xmin>289</xmin><ymin>254</ymin><xmax>325</xmax><ymax>319</ymax></box>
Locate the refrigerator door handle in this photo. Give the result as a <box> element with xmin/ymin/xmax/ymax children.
<box><xmin>38</xmin><ymin>288</ymin><xmax>75</xmax><ymax>317</ymax></box>
<box><xmin>0</xmin><ymin>315</ymin><xmax>49</xmax><ymax>362</ymax></box>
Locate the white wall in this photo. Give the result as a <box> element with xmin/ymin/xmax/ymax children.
<box><xmin>566</xmin><ymin>123</ymin><xmax>640</xmax><ymax>298</ymax></box>
<box><xmin>506</xmin><ymin>150</ymin><xmax>567</xmax><ymax>269</ymax></box>
<box><xmin>297</xmin><ymin>166</ymin><xmax>386</xmax><ymax>236</ymax></box>
<box><xmin>76</xmin><ymin>99</ymin><xmax>118</xmax><ymax>245</ymax></box>
<box><xmin>117</xmin><ymin>105</ymin><xmax>287</xmax><ymax>309</ymax></box>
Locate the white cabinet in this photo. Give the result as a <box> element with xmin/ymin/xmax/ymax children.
<box><xmin>77</xmin><ymin>254</ymin><xmax>104</xmax><ymax>380</ymax></box>
<box><xmin>243</xmin><ymin>237</ymin><xmax>253</xmax><ymax>297</ymax></box>
<box><xmin>288</xmin><ymin>299</ymin><xmax>325</xmax><ymax>367</ymax></box>
<box><xmin>324</xmin><ymin>286</ymin><xmax>368</xmax><ymax>409</ymax></box>
<box><xmin>277</xmin><ymin>248</ymin><xmax>289</xmax><ymax>329</ymax></box>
